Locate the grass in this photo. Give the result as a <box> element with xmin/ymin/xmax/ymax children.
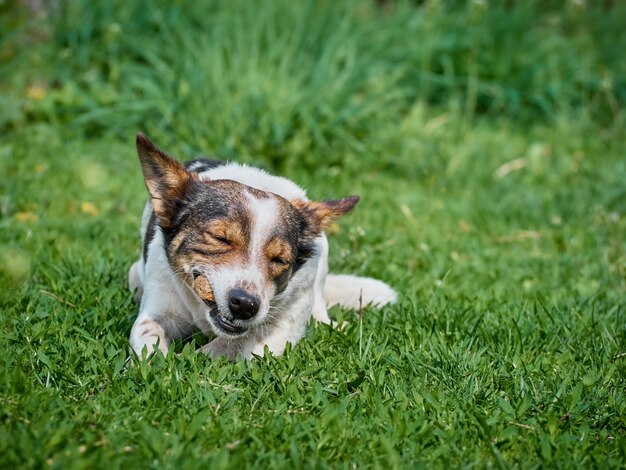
<box><xmin>1</xmin><ymin>0</ymin><xmax>625</xmax><ymax>467</ymax></box>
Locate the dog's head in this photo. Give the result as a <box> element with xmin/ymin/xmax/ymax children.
<box><xmin>136</xmin><ymin>133</ymin><xmax>358</xmax><ymax>338</ymax></box>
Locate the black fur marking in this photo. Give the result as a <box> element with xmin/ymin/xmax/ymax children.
<box><xmin>285</xmin><ymin>211</ymin><xmax>317</xmax><ymax>279</ymax></box>
<box><xmin>274</xmin><ymin>268</ymin><xmax>293</xmax><ymax>294</ymax></box>
<box><xmin>273</xmin><ymin>238</ymin><xmax>316</xmax><ymax>294</ymax></box>
<box><xmin>143</xmin><ymin>212</ymin><xmax>158</xmax><ymax>261</ymax></box>
<box><xmin>161</xmin><ymin>222</ymin><xmax>184</xmax><ymax>253</ymax></box>
<box><xmin>161</xmin><ymin>201</ymin><xmax>196</xmax><ymax>258</ymax></box>
<box><xmin>183</xmin><ymin>158</ymin><xmax>225</xmax><ymax>174</ymax></box>
<box><xmin>294</xmin><ymin>241</ymin><xmax>316</xmax><ymax>272</ymax></box>
<box><xmin>293</xmin><ymin>211</ymin><xmax>317</xmax><ymax>273</ymax></box>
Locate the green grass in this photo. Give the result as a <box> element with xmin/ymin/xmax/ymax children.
<box><xmin>1</xmin><ymin>0</ymin><xmax>625</xmax><ymax>467</ymax></box>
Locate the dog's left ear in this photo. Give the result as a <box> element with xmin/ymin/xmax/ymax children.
<box><xmin>292</xmin><ymin>196</ymin><xmax>359</xmax><ymax>235</ymax></box>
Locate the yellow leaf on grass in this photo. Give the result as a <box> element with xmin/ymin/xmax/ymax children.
<box><xmin>34</xmin><ymin>164</ymin><xmax>46</xmax><ymax>173</ymax></box>
<box><xmin>26</xmin><ymin>85</ymin><xmax>47</xmax><ymax>100</ymax></box>
<box><xmin>15</xmin><ymin>211</ymin><xmax>38</xmax><ymax>222</ymax></box>
<box><xmin>81</xmin><ymin>202</ymin><xmax>99</xmax><ymax>216</ymax></box>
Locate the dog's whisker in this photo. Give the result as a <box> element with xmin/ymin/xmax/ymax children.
<box><xmin>164</xmin><ymin>269</ymin><xmax>189</xmax><ymax>285</ymax></box>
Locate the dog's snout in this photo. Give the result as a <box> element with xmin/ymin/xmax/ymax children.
<box><xmin>228</xmin><ymin>289</ymin><xmax>260</xmax><ymax>320</ymax></box>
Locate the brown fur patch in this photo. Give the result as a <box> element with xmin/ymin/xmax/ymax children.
<box><xmin>169</xmin><ymin>230</ymin><xmax>187</xmax><ymax>255</ymax></box>
<box><xmin>264</xmin><ymin>237</ymin><xmax>293</xmax><ymax>277</ymax></box>
<box><xmin>204</xmin><ymin>219</ymin><xmax>246</xmax><ymax>250</ymax></box>
<box><xmin>193</xmin><ymin>275</ymin><xmax>215</xmax><ymax>303</ymax></box>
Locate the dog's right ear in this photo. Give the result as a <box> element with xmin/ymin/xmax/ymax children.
<box><xmin>136</xmin><ymin>132</ymin><xmax>196</xmax><ymax>228</ymax></box>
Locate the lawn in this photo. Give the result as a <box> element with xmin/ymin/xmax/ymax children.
<box><xmin>1</xmin><ymin>0</ymin><xmax>625</xmax><ymax>467</ymax></box>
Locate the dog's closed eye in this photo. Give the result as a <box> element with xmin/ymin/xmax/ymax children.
<box><xmin>209</xmin><ymin>233</ymin><xmax>231</xmax><ymax>245</ymax></box>
<box><xmin>204</xmin><ymin>219</ymin><xmax>246</xmax><ymax>248</ymax></box>
<box><xmin>271</xmin><ymin>256</ymin><xmax>288</xmax><ymax>266</ymax></box>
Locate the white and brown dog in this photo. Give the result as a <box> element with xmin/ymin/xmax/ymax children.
<box><xmin>128</xmin><ymin>133</ymin><xmax>396</xmax><ymax>361</ymax></box>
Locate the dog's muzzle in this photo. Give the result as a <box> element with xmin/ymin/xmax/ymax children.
<box><xmin>193</xmin><ymin>273</ymin><xmax>260</xmax><ymax>337</ymax></box>
<box><xmin>209</xmin><ymin>310</ymin><xmax>248</xmax><ymax>336</ymax></box>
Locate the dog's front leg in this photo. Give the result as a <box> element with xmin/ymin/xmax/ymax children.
<box><xmin>130</xmin><ymin>314</ymin><xmax>171</xmax><ymax>357</ymax></box>
<box><xmin>199</xmin><ymin>337</ymin><xmax>250</xmax><ymax>362</ymax></box>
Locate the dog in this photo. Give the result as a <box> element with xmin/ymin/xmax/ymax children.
<box><xmin>128</xmin><ymin>133</ymin><xmax>397</xmax><ymax>361</ymax></box>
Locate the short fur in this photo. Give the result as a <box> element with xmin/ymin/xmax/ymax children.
<box><xmin>128</xmin><ymin>133</ymin><xmax>397</xmax><ymax>361</ymax></box>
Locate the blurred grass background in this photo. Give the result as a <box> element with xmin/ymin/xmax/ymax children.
<box><xmin>1</xmin><ymin>0</ymin><xmax>625</xmax><ymax>467</ymax></box>
<box><xmin>2</xmin><ymin>0</ymin><xmax>625</xmax><ymax>165</ymax></box>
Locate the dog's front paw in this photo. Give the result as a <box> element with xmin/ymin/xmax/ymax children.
<box><xmin>197</xmin><ymin>338</ymin><xmax>244</xmax><ymax>362</ymax></box>
<box><xmin>130</xmin><ymin>317</ymin><xmax>170</xmax><ymax>357</ymax></box>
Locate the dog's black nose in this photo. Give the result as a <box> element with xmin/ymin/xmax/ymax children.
<box><xmin>228</xmin><ymin>289</ymin><xmax>260</xmax><ymax>320</ymax></box>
